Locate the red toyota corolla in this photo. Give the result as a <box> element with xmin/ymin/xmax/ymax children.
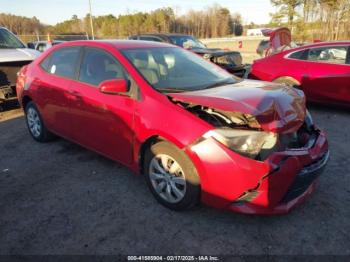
<box><xmin>250</xmin><ymin>41</ymin><xmax>350</xmax><ymax>107</ymax></box>
<box><xmin>16</xmin><ymin>40</ymin><xmax>329</xmax><ymax>214</ymax></box>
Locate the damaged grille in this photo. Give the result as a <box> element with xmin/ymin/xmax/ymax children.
<box><xmin>281</xmin><ymin>150</ymin><xmax>329</xmax><ymax>203</ymax></box>
<box><xmin>279</xmin><ymin>120</ymin><xmax>317</xmax><ymax>150</ymax></box>
<box><xmin>256</xmin><ymin>121</ymin><xmax>317</xmax><ymax>161</ymax></box>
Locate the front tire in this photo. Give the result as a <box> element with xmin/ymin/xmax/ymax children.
<box><xmin>25</xmin><ymin>101</ymin><xmax>55</xmax><ymax>142</ymax></box>
<box><xmin>143</xmin><ymin>141</ymin><xmax>200</xmax><ymax>211</ymax></box>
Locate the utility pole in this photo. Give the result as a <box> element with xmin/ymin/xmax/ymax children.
<box><xmin>88</xmin><ymin>0</ymin><xmax>95</xmax><ymax>40</ymax></box>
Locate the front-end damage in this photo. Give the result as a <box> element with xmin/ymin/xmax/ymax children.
<box><xmin>193</xmin><ymin>49</ymin><xmax>246</xmax><ymax>77</ymax></box>
<box><xmin>170</xmin><ymin>97</ymin><xmax>319</xmax><ymax>162</ymax></box>
<box><xmin>167</xmin><ymin>82</ymin><xmax>329</xmax><ymax>214</ymax></box>
<box><xmin>0</xmin><ymin>61</ymin><xmax>33</xmax><ymax>104</ymax></box>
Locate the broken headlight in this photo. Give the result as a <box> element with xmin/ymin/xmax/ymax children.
<box><xmin>203</xmin><ymin>128</ymin><xmax>277</xmax><ymax>159</ymax></box>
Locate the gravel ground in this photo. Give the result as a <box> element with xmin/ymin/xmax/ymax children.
<box><xmin>0</xmin><ymin>104</ymin><xmax>349</xmax><ymax>256</ymax></box>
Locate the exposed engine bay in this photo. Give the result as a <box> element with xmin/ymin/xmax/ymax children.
<box><xmin>172</xmin><ymin>99</ymin><xmax>317</xmax><ymax>160</ymax></box>
<box><xmin>186</xmin><ymin>104</ymin><xmax>260</xmax><ymax>129</ymax></box>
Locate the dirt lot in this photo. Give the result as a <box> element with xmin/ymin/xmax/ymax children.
<box><xmin>0</xmin><ymin>102</ymin><xmax>349</xmax><ymax>256</ymax></box>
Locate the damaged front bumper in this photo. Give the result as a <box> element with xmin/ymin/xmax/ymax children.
<box><xmin>0</xmin><ymin>61</ymin><xmax>31</xmax><ymax>103</ymax></box>
<box><xmin>187</xmin><ymin>128</ymin><xmax>329</xmax><ymax>215</ymax></box>
<box><xmin>202</xmin><ymin>52</ymin><xmax>247</xmax><ymax>78</ymax></box>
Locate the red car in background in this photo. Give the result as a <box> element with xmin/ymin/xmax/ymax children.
<box><xmin>250</xmin><ymin>41</ymin><xmax>350</xmax><ymax>107</ymax></box>
<box><xmin>16</xmin><ymin>40</ymin><xmax>329</xmax><ymax>215</ymax></box>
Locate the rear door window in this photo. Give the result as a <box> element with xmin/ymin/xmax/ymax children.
<box><xmin>307</xmin><ymin>46</ymin><xmax>348</xmax><ymax>64</ymax></box>
<box><xmin>41</xmin><ymin>47</ymin><xmax>81</xmax><ymax>79</ymax></box>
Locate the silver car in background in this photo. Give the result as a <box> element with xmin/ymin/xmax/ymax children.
<box><xmin>0</xmin><ymin>27</ymin><xmax>40</xmax><ymax>105</ymax></box>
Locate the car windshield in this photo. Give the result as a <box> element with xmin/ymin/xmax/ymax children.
<box><xmin>0</xmin><ymin>28</ymin><xmax>25</xmax><ymax>49</ymax></box>
<box><xmin>169</xmin><ymin>35</ymin><xmax>206</xmax><ymax>49</ymax></box>
<box><xmin>121</xmin><ymin>47</ymin><xmax>237</xmax><ymax>93</ymax></box>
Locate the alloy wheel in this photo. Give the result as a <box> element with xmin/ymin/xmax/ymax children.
<box><xmin>26</xmin><ymin>107</ymin><xmax>42</xmax><ymax>138</ymax></box>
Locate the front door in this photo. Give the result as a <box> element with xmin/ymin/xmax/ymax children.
<box><xmin>302</xmin><ymin>45</ymin><xmax>350</xmax><ymax>105</ymax></box>
<box><xmin>69</xmin><ymin>47</ymin><xmax>136</xmax><ymax>166</ymax></box>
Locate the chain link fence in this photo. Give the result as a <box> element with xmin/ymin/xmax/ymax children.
<box><xmin>17</xmin><ymin>34</ymin><xmax>90</xmax><ymax>44</ymax></box>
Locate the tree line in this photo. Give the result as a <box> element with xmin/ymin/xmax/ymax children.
<box><xmin>0</xmin><ymin>13</ymin><xmax>44</xmax><ymax>35</ymax></box>
<box><xmin>1</xmin><ymin>2</ymin><xmax>349</xmax><ymax>41</ymax></box>
<box><xmin>270</xmin><ymin>0</ymin><xmax>350</xmax><ymax>41</ymax></box>
<box><xmin>0</xmin><ymin>5</ymin><xmax>243</xmax><ymax>40</ymax></box>
<box><xmin>50</xmin><ymin>5</ymin><xmax>243</xmax><ymax>38</ymax></box>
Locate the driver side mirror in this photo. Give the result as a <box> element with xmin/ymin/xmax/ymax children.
<box><xmin>99</xmin><ymin>79</ymin><xmax>128</xmax><ymax>95</ymax></box>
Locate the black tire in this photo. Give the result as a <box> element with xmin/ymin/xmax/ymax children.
<box><xmin>25</xmin><ymin>101</ymin><xmax>56</xmax><ymax>142</ymax></box>
<box><xmin>143</xmin><ymin>141</ymin><xmax>200</xmax><ymax>211</ymax></box>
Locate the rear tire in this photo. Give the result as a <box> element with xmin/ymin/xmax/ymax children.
<box><xmin>143</xmin><ymin>141</ymin><xmax>200</xmax><ymax>211</ymax></box>
<box><xmin>25</xmin><ymin>101</ymin><xmax>55</xmax><ymax>142</ymax></box>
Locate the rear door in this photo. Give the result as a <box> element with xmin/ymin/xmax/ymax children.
<box><xmin>34</xmin><ymin>46</ymin><xmax>82</xmax><ymax>137</ymax></box>
<box><xmin>302</xmin><ymin>45</ymin><xmax>350</xmax><ymax>104</ymax></box>
<box><xmin>69</xmin><ymin>46</ymin><xmax>136</xmax><ymax>165</ymax></box>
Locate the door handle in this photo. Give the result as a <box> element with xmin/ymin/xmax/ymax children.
<box><xmin>68</xmin><ymin>90</ymin><xmax>81</xmax><ymax>97</ymax></box>
<box><xmin>65</xmin><ymin>90</ymin><xmax>82</xmax><ymax>100</ymax></box>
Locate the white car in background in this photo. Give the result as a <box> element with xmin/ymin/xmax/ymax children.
<box><xmin>0</xmin><ymin>27</ymin><xmax>40</xmax><ymax>105</ymax></box>
<box><xmin>27</xmin><ymin>40</ymin><xmax>65</xmax><ymax>52</ymax></box>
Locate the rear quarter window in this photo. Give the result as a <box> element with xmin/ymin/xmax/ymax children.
<box><xmin>307</xmin><ymin>46</ymin><xmax>348</xmax><ymax>64</ymax></box>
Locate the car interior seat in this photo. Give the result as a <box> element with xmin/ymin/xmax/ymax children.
<box><xmin>132</xmin><ymin>52</ymin><xmax>159</xmax><ymax>85</ymax></box>
<box><xmin>80</xmin><ymin>53</ymin><xmax>118</xmax><ymax>86</ymax></box>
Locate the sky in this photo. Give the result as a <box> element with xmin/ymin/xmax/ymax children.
<box><xmin>1</xmin><ymin>0</ymin><xmax>275</xmax><ymax>25</ymax></box>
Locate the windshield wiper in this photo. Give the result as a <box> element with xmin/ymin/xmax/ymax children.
<box><xmin>157</xmin><ymin>87</ymin><xmax>188</xmax><ymax>93</ymax></box>
<box><xmin>203</xmin><ymin>79</ymin><xmax>235</xmax><ymax>90</ymax></box>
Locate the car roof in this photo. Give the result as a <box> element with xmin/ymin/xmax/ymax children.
<box><xmin>296</xmin><ymin>41</ymin><xmax>350</xmax><ymax>49</ymax></box>
<box><xmin>34</xmin><ymin>40</ymin><xmax>64</xmax><ymax>44</ymax></box>
<box><xmin>278</xmin><ymin>40</ymin><xmax>350</xmax><ymax>56</ymax></box>
<box><xmin>57</xmin><ymin>40</ymin><xmax>176</xmax><ymax>49</ymax></box>
<box><xmin>133</xmin><ymin>33</ymin><xmax>193</xmax><ymax>37</ymax></box>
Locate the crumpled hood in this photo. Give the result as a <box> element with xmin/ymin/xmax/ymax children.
<box><xmin>0</xmin><ymin>48</ymin><xmax>40</xmax><ymax>63</ymax></box>
<box><xmin>190</xmin><ymin>47</ymin><xmax>241</xmax><ymax>56</ymax></box>
<box><xmin>168</xmin><ymin>79</ymin><xmax>306</xmax><ymax>133</ymax></box>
